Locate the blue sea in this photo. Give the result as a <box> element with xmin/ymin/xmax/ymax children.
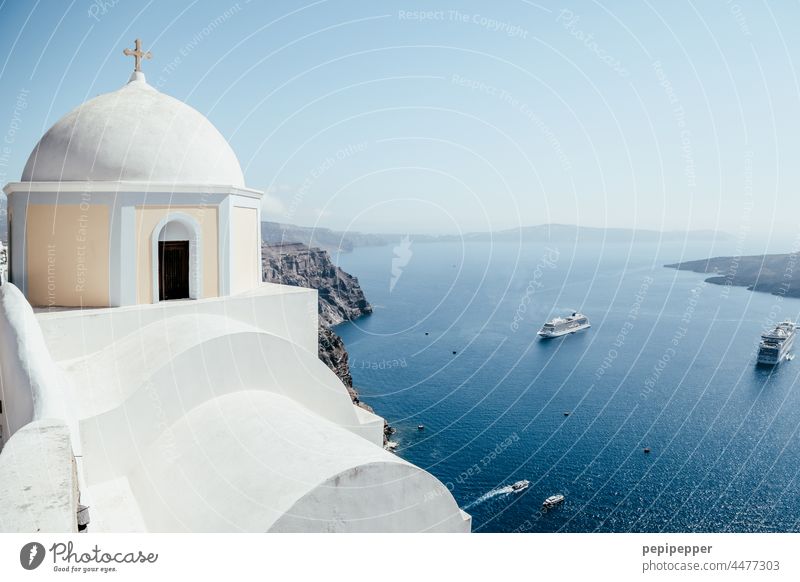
<box><xmin>334</xmin><ymin>238</ymin><xmax>800</xmax><ymax>533</ymax></box>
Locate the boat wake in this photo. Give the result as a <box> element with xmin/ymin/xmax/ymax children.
<box><xmin>464</xmin><ymin>485</ymin><xmax>518</xmax><ymax>509</ymax></box>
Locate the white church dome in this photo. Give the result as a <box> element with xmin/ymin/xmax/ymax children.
<box><xmin>22</xmin><ymin>73</ymin><xmax>244</xmax><ymax>186</ymax></box>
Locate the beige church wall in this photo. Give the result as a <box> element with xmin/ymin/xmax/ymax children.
<box><xmin>231</xmin><ymin>206</ymin><xmax>259</xmax><ymax>295</ymax></box>
<box><xmin>26</xmin><ymin>203</ymin><xmax>110</xmax><ymax>307</ymax></box>
<box><xmin>135</xmin><ymin>206</ymin><xmax>219</xmax><ymax>304</ymax></box>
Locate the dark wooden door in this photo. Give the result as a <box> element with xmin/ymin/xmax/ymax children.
<box><xmin>158</xmin><ymin>240</ymin><xmax>190</xmax><ymax>301</ymax></box>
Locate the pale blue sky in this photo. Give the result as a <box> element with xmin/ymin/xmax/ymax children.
<box><xmin>0</xmin><ymin>0</ymin><xmax>798</xmax><ymax>238</ymax></box>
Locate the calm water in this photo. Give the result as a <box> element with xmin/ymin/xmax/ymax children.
<box><xmin>334</xmin><ymin>239</ymin><xmax>800</xmax><ymax>533</ymax></box>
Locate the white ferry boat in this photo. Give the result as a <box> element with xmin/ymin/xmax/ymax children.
<box><xmin>757</xmin><ymin>321</ymin><xmax>796</xmax><ymax>365</ymax></box>
<box><xmin>542</xmin><ymin>494</ymin><xmax>565</xmax><ymax>507</ymax></box>
<box><xmin>537</xmin><ymin>312</ymin><xmax>591</xmax><ymax>338</ymax></box>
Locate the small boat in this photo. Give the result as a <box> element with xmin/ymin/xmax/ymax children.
<box><xmin>643</xmin><ymin>447</ymin><xmax>651</xmax><ymax>454</ymax></box>
<box><xmin>417</xmin><ymin>424</ymin><xmax>425</xmax><ymax>431</ymax></box>
<box><xmin>511</xmin><ymin>480</ymin><xmax>529</xmax><ymax>492</ymax></box>
<box><xmin>542</xmin><ymin>494</ymin><xmax>565</xmax><ymax>507</ymax></box>
<box><xmin>385</xmin><ymin>441</ymin><xmax>399</xmax><ymax>451</ymax></box>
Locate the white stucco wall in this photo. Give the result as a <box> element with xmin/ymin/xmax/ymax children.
<box><xmin>231</xmin><ymin>205</ymin><xmax>260</xmax><ymax>295</ymax></box>
<box><xmin>123</xmin><ymin>391</ymin><xmax>468</xmax><ymax>532</ymax></box>
<box><xmin>0</xmin><ymin>284</ymin><xmax>81</xmax><ymax>533</ymax></box>
<box><xmin>36</xmin><ymin>282</ymin><xmax>319</xmax><ymax>360</ymax></box>
<box><xmin>0</xmin><ymin>283</ymin><xmax>77</xmax><ymax>447</ymax></box>
<box><xmin>71</xmin><ymin>314</ymin><xmax>384</xmax><ymax>487</ymax></box>
<box><xmin>0</xmin><ymin>419</ymin><xmax>79</xmax><ymax>533</ymax></box>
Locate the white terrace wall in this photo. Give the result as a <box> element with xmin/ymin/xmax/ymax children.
<box><xmin>0</xmin><ymin>419</ymin><xmax>79</xmax><ymax>532</ymax></box>
<box><xmin>35</xmin><ymin>283</ymin><xmax>319</xmax><ymax>362</ymax></box>
<box><xmin>0</xmin><ymin>283</ymin><xmax>80</xmax><ymax>532</ymax></box>
<box><xmin>0</xmin><ymin>283</ymin><xmax>77</xmax><ymax>445</ymax></box>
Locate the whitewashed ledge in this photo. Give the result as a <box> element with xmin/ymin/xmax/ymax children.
<box><xmin>0</xmin><ymin>419</ymin><xmax>78</xmax><ymax>532</ymax></box>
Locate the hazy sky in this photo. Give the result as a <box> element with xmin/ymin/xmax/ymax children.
<box><xmin>0</xmin><ymin>1</ymin><xmax>798</xmax><ymax>238</ymax></box>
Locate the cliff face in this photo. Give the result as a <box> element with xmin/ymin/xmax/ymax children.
<box><xmin>317</xmin><ymin>325</ymin><xmax>361</xmax><ymax>404</ymax></box>
<box><xmin>262</xmin><ymin>242</ymin><xmax>372</xmax><ymax>327</ymax></box>
<box><xmin>0</xmin><ymin>242</ymin><xmax>6</xmax><ymax>283</ymax></box>
<box><xmin>262</xmin><ymin>242</ymin><xmax>371</xmax><ymax>408</ymax></box>
<box><xmin>317</xmin><ymin>325</ymin><xmax>352</xmax><ymax>387</ymax></box>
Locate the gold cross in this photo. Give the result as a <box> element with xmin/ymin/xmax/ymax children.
<box><xmin>123</xmin><ymin>38</ymin><xmax>152</xmax><ymax>72</ymax></box>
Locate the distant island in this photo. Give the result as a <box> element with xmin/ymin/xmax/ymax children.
<box><xmin>263</xmin><ymin>221</ymin><xmax>731</xmax><ymax>254</ymax></box>
<box><xmin>666</xmin><ymin>254</ymin><xmax>800</xmax><ymax>298</ymax></box>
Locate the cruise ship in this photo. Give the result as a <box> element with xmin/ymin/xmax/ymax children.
<box><xmin>537</xmin><ymin>312</ymin><xmax>591</xmax><ymax>338</ymax></box>
<box><xmin>757</xmin><ymin>321</ymin><xmax>796</xmax><ymax>365</ymax></box>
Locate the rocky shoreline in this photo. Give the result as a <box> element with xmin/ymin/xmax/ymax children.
<box><xmin>262</xmin><ymin>242</ymin><xmax>392</xmax><ymax>442</ymax></box>
<box><xmin>665</xmin><ymin>253</ymin><xmax>800</xmax><ymax>298</ymax></box>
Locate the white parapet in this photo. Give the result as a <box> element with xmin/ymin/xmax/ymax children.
<box><xmin>0</xmin><ymin>419</ymin><xmax>79</xmax><ymax>532</ymax></box>
<box><xmin>0</xmin><ymin>283</ymin><xmax>77</xmax><ymax>451</ymax></box>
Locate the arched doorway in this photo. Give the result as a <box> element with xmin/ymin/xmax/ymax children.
<box><xmin>152</xmin><ymin>216</ymin><xmax>201</xmax><ymax>302</ymax></box>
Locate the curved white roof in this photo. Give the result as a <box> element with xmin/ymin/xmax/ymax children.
<box><xmin>130</xmin><ymin>391</ymin><xmax>468</xmax><ymax>532</ymax></box>
<box><xmin>22</xmin><ymin>72</ymin><xmax>244</xmax><ymax>186</ymax></box>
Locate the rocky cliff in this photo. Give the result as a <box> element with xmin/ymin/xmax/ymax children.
<box><xmin>0</xmin><ymin>242</ymin><xmax>6</xmax><ymax>284</ymax></box>
<box><xmin>666</xmin><ymin>253</ymin><xmax>800</xmax><ymax>298</ymax></box>
<box><xmin>261</xmin><ymin>242</ymin><xmax>373</xmax><ymax>408</ymax></box>
<box><xmin>262</xmin><ymin>243</ymin><xmax>372</xmax><ymax>327</ymax></box>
